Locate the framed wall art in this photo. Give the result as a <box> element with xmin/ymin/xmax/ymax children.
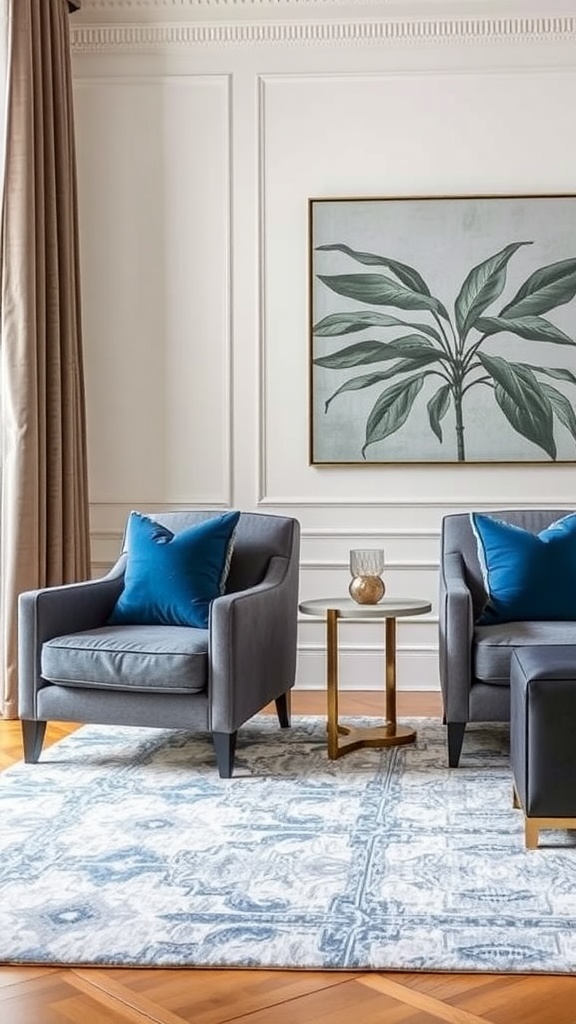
<box><xmin>309</xmin><ymin>194</ymin><xmax>576</xmax><ymax>464</ymax></box>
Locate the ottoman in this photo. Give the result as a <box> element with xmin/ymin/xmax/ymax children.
<box><xmin>510</xmin><ymin>645</ymin><xmax>576</xmax><ymax>849</ymax></box>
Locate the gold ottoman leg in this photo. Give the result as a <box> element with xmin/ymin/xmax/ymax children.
<box><xmin>525</xmin><ymin>819</ymin><xmax>540</xmax><ymax>850</ymax></box>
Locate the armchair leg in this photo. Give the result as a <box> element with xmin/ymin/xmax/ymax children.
<box><xmin>447</xmin><ymin>722</ymin><xmax>466</xmax><ymax>767</ymax></box>
<box><xmin>275</xmin><ymin>691</ymin><xmax>291</xmax><ymax>729</ymax></box>
<box><xmin>212</xmin><ymin>730</ymin><xmax>238</xmax><ymax>779</ymax></box>
<box><xmin>22</xmin><ymin>720</ymin><xmax>47</xmax><ymax>764</ymax></box>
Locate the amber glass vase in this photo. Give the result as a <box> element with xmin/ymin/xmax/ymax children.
<box><xmin>348</xmin><ymin>548</ymin><xmax>385</xmax><ymax>604</ymax></box>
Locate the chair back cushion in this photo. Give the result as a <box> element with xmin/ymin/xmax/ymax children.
<box><xmin>441</xmin><ymin>509</ymin><xmax>576</xmax><ymax>621</ymax></box>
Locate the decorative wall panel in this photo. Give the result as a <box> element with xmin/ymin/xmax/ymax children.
<box><xmin>75</xmin><ymin>76</ymin><xmax>232</xmax><ymax>508</ymax></box>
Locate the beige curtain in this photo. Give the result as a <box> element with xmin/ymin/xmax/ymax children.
<box><xmin>0</xmin><ymin>0</ymin><xmax>90</xmax><ymax>719</ymax></box>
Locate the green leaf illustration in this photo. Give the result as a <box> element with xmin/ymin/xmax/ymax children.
<box><xmin>476</xmin><ymin>314</ymin><xmax>576</xmax><ymax>346</ymax></box>
<box><xmin>500</xmin><ymin>257</ymin><xmax>576</xmax><ymax>318</ymax></box>
<box><xmin>314</xmin><ymin>335</ymin><xmax>438</xmax><ymax>369</ymax></box>
<box><xmin>427</xmin><ymin>384</ymin><xmax>452</xmax><ymax>443</ymax></box>
<box><xmin>312</xmin><ymin>311</ymin><xmax>442</xmax><ymax>342</ymax></box>
<box><xmin>362</xmin><ymin>376</ymin><xmax>425</xmax><ymax>458</ymax></box>
<box><xmin>318</xmin><ymin>273</ymin><xmax>449</xmax><ymax>319</ymax></box>
<box><xmin>454</xmin><ymin>242</ymin><xmax>532</xmax><ymax>340</ymax></box>
<box><xmin>479</xmin><ymin>353</ymin><xmax>556</xmax><ymax>459</ymax></box>
<box><xmin>314</xmin><ymin>236</ymin><xmax>576</xmax><ymax>461</ymax></box>
<box><xmin>315</xmin><ymin>341</ymin><xmax>397</xmax><ymax>369</ymax></box>
<box><xmin>521</xmin><ymin>364</ymin><xmax>576</xmax><ymax>386</ymax></box>
<box><xmin>540</xmin><ymin>382</ymin><xmax>576</xmax><ymax>444</ymax></box>
<box><xmin>316</xmin><ymin>243</ymin><xmax>432</xmax><ymax>295</ymax></box>
<box><xmin>324</xmin><ymin>353</ymin><xmax>442</xmax><ymax>411</ymax></box>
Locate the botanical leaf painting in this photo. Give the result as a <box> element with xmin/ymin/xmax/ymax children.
<box><xmin>310</xmin><ymin>197</ymin><xmax>576</xmax><ymax>463</ymax></box>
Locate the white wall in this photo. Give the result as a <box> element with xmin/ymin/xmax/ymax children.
<box><xmin>71</xmin><ymin>0</ymin><xmax>576</xmax><ymax>691</ymax></box>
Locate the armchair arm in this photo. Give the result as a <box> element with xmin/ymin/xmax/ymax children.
<box><xmin>18</xmin><ymin>560</ymin><xmax>126</xmax><ymax>719</ymax></box>
<box><xmin>208</xmin><ymin>553</ymin><xmax>299</xmax><ymax>732</ymax></box>
<box><xmin>438</xmin><ymin>550</ymin><xmax>474</xmax><ymax>722</ymax></box>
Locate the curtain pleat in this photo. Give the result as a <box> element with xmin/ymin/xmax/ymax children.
<box><xmin>0</xmin><ymin>0</ymin><xmax>90</xmax><ymax>718</ymax></box>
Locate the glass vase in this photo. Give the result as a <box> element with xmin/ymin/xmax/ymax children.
<box><xmin>348</xmin><ymin>548</ymin><xmax>386</xmax><ymax>604</ymax></box>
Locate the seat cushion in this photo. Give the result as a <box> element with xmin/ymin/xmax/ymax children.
<box><xmin>41</xmin><ymin>626</ymin><xmax>208</xmax><ymax>694</ymax></box>
<box><xmin>474</xmin><ymin>621</ymin><xmax>576</xmax><ymax>684</ymax></box>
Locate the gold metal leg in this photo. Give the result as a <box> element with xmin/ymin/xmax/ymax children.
<box><xmin>385</xmin><ymin>617</ymin><xmax>397</xmax><ymax>727</ymax></box>
<box><xmin>513</xmin><ymin>785</ymin><xmax>576</xmax><ymax>849</ymax></box>
<box><xmin>326</xmin><ymin>611</ymin><xmax>416</xmax><ymax>759</ymax></box>
<box><xmin>525</xmin><ymin>820</ymin><xmax>540</xmax><ymax>850</ymax></box>
<box><xmin>326</xmin><ymin>608</ymin><xmax>340</xmax><ymax>759</ymax></box>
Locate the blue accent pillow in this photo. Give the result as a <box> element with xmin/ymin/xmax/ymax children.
<box><xmin>471</xmin><ymin>512</ymin><xmax>576</xmax><ymax>625</ymax></box>
<box><xmin>108</xmin><ymin>510</ymin><xmax>241</xmax><ymax>629</ymax></box>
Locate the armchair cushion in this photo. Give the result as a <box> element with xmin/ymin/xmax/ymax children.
<box><xmin>474</xmin><ymin>620</ymin><xmax>576</xmax><ymax>684</ymax></box>
<box><xmin>471</xmin><ymin>512</ymin><xmax>576</xmax><ymax>625</ymax></box>
<box><xmin>108</xmin><ymin>510</ymin><xmax>240</xmax><ymax>628</ymax></box>
<box><xmin>42</xmin><ymin>625</ymin><xmax>208</xmax><ymax>693</ymax></box>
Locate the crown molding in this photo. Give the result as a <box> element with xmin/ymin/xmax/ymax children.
<box><xmin>76</xmin><ymin>0</ymin><xmax>576</xmax><ymax>10</ymax></box>
<box><xmin>71</xmin><ymin>17</ymin><xmax>576</xmax><ymax>50</ymax></box>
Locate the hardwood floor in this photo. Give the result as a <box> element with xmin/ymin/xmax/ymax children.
<box><xmin>1</xmin><ymin>692</ymin><xmax>575</xmax><ymax>1024</ymax></box>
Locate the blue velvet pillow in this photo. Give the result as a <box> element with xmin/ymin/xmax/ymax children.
<box><xmin>471</xmin><ymin>512</ymin><xmax>576</xmax><ymax>625</ymax></box>
<box><xmin>108</xmin><ymin>511</ymin><xmax>241</xmax><ymax>629</ymax></box>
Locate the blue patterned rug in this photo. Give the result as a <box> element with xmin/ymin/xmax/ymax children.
<box><xmin>1</xmin><ymin>715</ymin><xmax>576</xmax><ymax>972</ymax></box>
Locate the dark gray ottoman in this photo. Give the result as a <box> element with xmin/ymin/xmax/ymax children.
<box><xmin>510</xmin><ymin>646</ymin><xmax>576</xmax><ymax>849</ymax></box>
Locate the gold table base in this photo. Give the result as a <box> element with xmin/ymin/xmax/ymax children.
<box><xmin>327</xmin><ymin>607</ymin><xmax>416</xmax><ymax>759</ymax></box>
<box><xmin>332</xmin><ymin>721</ymin><xmax>416</xmax><ymax>758</ymax></box>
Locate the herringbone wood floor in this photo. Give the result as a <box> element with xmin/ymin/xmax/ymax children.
<box><xmin>2</xmin><ymin>692</ymin><xmax>576</xmax><ymax>1024</ymax></box>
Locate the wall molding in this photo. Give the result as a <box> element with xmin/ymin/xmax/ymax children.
<box><xmin>71</xmin><ymin>17</ymin><xmax>576</xmax><ymax>52</ymax></box>
<box><xmin>78</xmin><ymin>0</ymin><xmax>576</xmax><ymax>14</ymax></box>
<box><xmin>258</xmin><ymin>497</ymin><xmax>576</xmax><ymax>509</ymax></box>
<box><xmin>303</xmin><ymin>527</ymin><xmax>440</xmax><ymax>538</ymax></box>
<box><xmin>301</xmin><ymin>558</ymin><xmax>437</xmax><ymax>570</ymax></box>
<box><xmin>79</xmin><ymin>1</ymin><xmax>511</xmax><ymax>8</ymax></box>
<box><xmin>89</xmin><ymin>500</ymin><xmax>232</xmax><ymax>510</ymax></box>
<box><xmin>296</xmin><ymin>645</ymin><xmax>440</xmax><ymax>691</ymax></box>
<box><xmin>299</xmin><ymin>641</ymin><xmax>438</xmax><ymax>651</ymax></box>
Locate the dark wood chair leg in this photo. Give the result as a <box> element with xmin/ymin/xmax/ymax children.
<box><xmin>447</xmin><ymin>722</ymin><xmax>466</xmax><ymax>767</ymax></box>
<box><xmin>275</xmin><ymin>691</ymin><xmax>291</xmax><ymax>729</ymax></box>
<box><xmin>212</xmin><ymin>730</ymin><xmax>238</xmax><ymax>778</ymax></box>
<box><xmin>22</xmin><ymin>720</ymin><xmax>47</xmax><ymax>764</ymax></box>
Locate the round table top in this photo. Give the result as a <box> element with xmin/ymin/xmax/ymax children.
<box><xmin>298</xmin><ymin>597</ymin><xmax>431</xmax><ymax>619</ymax></box>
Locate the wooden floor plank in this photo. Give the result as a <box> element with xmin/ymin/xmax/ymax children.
<box><xmin>360</xmin><ymin>975</ymin><xmax>486</xmax><ymax>1024</ymax></box>
<box><xmin>0</xmin><ymin>972</ymin><xmax>159</xmax><ymax>1024</ymax></box>
<box><xmin>214</xmin><ymin>976</ymin><xmax>478</xmax><ymax>1024</ymax></box>
<box><xmin>0</xmin><ymin>966</ymin><xmax>61</xmax><ymax>989</ymax></box>
<box><xmin>379</xmin><ymin>971</ymin><xmax>576</xmax><ymax>1023</ymax></box>
<box><xmin>441</xmin><ymin>974</ymin><xmax>576</xmax><ymax>1024</ymax></box>
<box><xmin>73</xmin><ymin>968</ymin><xmax>361</xmax><ymax>1024</ymax></box>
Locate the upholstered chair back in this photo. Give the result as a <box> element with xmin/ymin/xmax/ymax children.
<box><xmin>123</xmin><ymin>510</ymin><xmax>296</xmax><ymax>595</ymax></box>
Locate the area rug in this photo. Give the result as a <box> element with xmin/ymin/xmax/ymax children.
<box><xmin>1</xmin><ymin>715</ymin><xmax>576</xmax><ymax>973</ymax></box>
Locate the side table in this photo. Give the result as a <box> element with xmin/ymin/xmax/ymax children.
<box><xmin>299</xmin><ymin>596</ymin><xmax>431</xmax><ymax>759</ymax></box>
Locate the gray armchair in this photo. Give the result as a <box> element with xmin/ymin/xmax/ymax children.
<box><xmin>439</xmin><ymin>508</ymin><xmax>576</xmax><ymax>767</ymax></box>
<box><xmin>18</xmin><ymin>511</ymin><xmax>301</xmax><ymax>777</ymax></box>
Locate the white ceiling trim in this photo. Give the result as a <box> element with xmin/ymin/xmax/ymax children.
<box><xmin>71</xmin><ymin>16</ymin><xmax>576</xmax><ymax>50</ymax></box>
<box><xmin>77</xmin><ymin>0</ymin><xmax>574</xmax><ymax>9</ymax></box>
